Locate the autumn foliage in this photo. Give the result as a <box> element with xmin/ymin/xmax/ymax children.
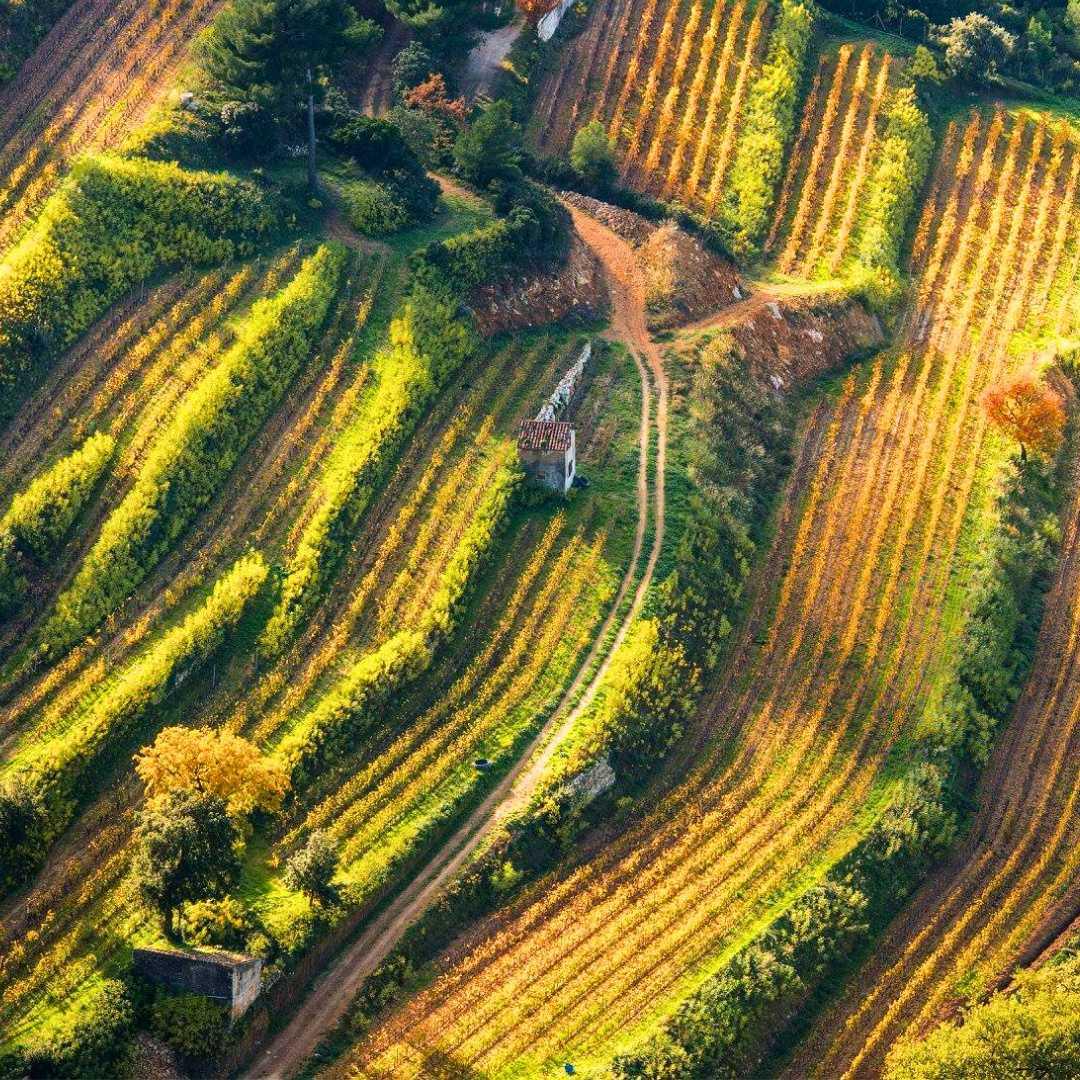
<box><xmin>136</xmin><ymin>726</ymin><xmax>289</xmax><ymax>819</ymax></box>
<box><xmin>517</xmin><ymin>0</ymin><xmax>561</xmax><ymax>21</ymax></box>
<box><xmin>983</xmin><ymin>372</ymin><xmax>1066</xmax><ymax>459</ymax></box>
<box><xmin>404</xmin><ymin>73</ymin><xmax>467</xmax><ymax>126</ymax></box>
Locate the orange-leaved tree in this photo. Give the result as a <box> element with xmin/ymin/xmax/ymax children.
<box><xmin>983</xmin><ymin>372</ymin><xmax>1066</xmax><ymax>460</ymax></box>
<box><xmin>136</xmin><ymin>726</ymin><xmax>289</xmax><ymax>820</ymax></box>
<box><xmin>404</xmin><ymin>73</ymin><xmax>467</xmax><ymax>126</ymax></box>
<box><xmin>517</xmin><ymin>0</ymin><xmax>560</xmax><ymax>22</ymax></box>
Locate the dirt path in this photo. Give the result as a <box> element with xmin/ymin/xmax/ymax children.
<box><xmin>245</xmin><ymin>205</ymin><xmax>669</xmax><ymax>1080</ymax></box>
<box><xmin>461</xmin><ymin>18</ymin><xmax>525</xmax><ymax>101</ymax></box>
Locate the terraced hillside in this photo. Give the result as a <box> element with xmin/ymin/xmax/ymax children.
<box><xmin>328</xmin><ymin>107</ymin><xmax>1080</xmax><ymax>1077</ymax></box>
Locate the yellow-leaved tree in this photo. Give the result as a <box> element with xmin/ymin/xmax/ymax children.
<box><xmin>136</xmin><ymin>726</ymin><xmax>289</xmax><ymax>820</ymax></box>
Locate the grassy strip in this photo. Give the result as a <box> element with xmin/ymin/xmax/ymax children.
<box><xmin>0</xmin><ymin>431</ymin><xmax>114</xmax><ymax>614</ymax></box>
<box><xmin>0</xmin><ymin>552</ymin><xmax>269</xmax><ymax>890</ymax></box>
<box><xmin>850</xmin><ymin>85</ymin><xmax>934</xmax><ymax>309</ymax></box>
<box><xmin>40</xmin><ymin>243</ymin><xmax>348</xmax><ymax>657</ymax></box>
<box><xmin>259</xmin><ymin>279</ymin><xmax>478</xmax><ymax>655</ymax></box>
<box><xmin>720</xmin><ymin>0</ymin><xmax>817</xmax><ymax>258</ymax></box>
<box><xmin>0</xmin><ymin>155</ymin><xmax>276</xmax><ymax>417</ymax></box>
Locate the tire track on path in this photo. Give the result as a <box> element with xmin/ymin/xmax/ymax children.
<box><xmin>245</xmin><ymin>203</ymin><xmax>669</xmax><ymax>1079</ymax></box>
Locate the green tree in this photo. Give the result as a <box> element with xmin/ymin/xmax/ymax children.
<box><xmin>936</xmin><ymin>13</ymin><xmax>1016</xmax><ymax>81</ymax></box>
<box><xmin>909</xmin><ymin>44</ymin><xmax>944</xmax><ymax>84</ymax></box>
<box><xmin>195</xmin><ymin>0</ymin><xmax>379</xmax><ymax>185</ymax></box>
<box><xmin>571</xmin><ymin>120</ymin><xmax>618</xmax><ymax>191</ymax></box>
<box><xmin>453</xmin><ymin>99</ymin><xmax>523</xmax><ymax>187</ymax></box>
<box><xmin>132</xmin><ymin>791</ymin><xmax>240</xmax><ymax>939</ymax></box>
<box><xmin>392</xmin><ymin>40</ymin><xmax>436</xmax><ymax>97</ymax></box>
<box><xmin>283</xmin><ymin>829</ymin><xmax>340</xmax><ymax>906</ymax></box>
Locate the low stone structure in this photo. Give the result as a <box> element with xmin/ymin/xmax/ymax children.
<box><xmin>518</xmin><ymin>419</ymin><xmax>576</xmax><ymax>493</ymax></box>
<box><xmin>133</xmin><ymin>947</ymin><xmax>263</xmax><ymax>1019</ymax></box>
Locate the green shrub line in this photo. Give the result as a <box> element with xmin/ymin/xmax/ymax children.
<box><xmin>411</xmin><ymin>182</ymin><xmax>571</xmax><ymax>291</ymax></box>
<box><xmin>311</xmin><ymin>333</ymin><xmax>803</xmax><ymax>1056</ymax></box>
<box><xmin>0</xmin><ymin>552</ymin><xmax>269</xmax><ymax>893</ymax></box>
<box><xmin>612</xmin><ymin>408</ymin><xmax>1072</xmax><ymax>1077</ymax></box>
<box><xmin>40</xmin><ymin>243</ymin><xmax>348</xmax><ymax>658</ymax></box>
<box><xmin>850</xmin><ymin>86</ymin><xmax>935</xmax><ymax>309</ymax></box>
<box><xmin>0</xmin><ymin>155</ymin><xmax>276</xmax><ymax>415</ymax></box>
<box><xmin>274</xmin><ymin>457</ymin><xmax>522</xmax><ymax>789</ymax></box>
<box><xmin>720</xmin><ymin>0</ymin><xmax>817</xmax><ymax>259</ymax></box>
<box><xmin>259</xmin><ymin>278</ymin><xmax>478</xmax><ymax>656</ymax></box>
<box><xmin>0</xmin><ymin>431</ymin><xmax>115</xmax><ymax>615</ymax></box>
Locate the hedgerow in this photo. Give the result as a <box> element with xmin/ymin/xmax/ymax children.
<box><xmin>720</xmin><ymin>0</ymin><xmax>816</xmax><ymax>259</ymax></box>
<box><xmin>412</xmin><ymin>181</ymin><xmax>570</xmax><ymax>291</ymax></box>
<box><xmin>0</xmin><ymin>155</ymin><xmax>275</xmax><ymax>407</ymax></box>
<box><xmin>0</xmin><ymin>432</ymin><xmax>114</xmax><ymax>614</ymax></box>
<box><xmin>275</xmin><ymin>459</ymin><xmax>521</xmax><ymax>788</ymax></box>
<box><xmin>42</xmin><ymin>244</ymin><xmax>347</xmax><ymax>656</ymax></box>
<box><xmin>612</xmin><ymin>407</ymin><xmax>1072</xmax><ymax>1077</ymax></box>
<box><xmin>0</xmin><ymin>553</ymin><xmax>268</xmax><ymax>891</ymax></box>
<box><xmin>260</xmin><ymin>277</ymin><xmax>477</xmax><ymax>655</ymax></box>
<box><xmin>851</xmin><ymin>86</ymin><xmax>934</xmax><ymax>309</ymax></box>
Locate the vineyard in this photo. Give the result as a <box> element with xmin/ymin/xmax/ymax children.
<box><xmin>329</xmin><ymin>107</ymin><xmax>1080</xmax><ymax>1076</ymax></box>
<box><xmin>3</xmin><ymin>0</ymin><xmax>1080</xmax><ymax>1073</ymax></box>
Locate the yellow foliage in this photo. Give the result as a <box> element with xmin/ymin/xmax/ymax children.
<box><xmin>136</xmin><ymin>726</ymin><xmax>288</xmax><ymax>819</ymax></box>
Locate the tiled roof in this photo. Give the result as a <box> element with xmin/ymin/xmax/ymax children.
<box><xmin>518</xmin><ymin>419</ymin><xmax>572</xmax><ymax>453</ymax></box>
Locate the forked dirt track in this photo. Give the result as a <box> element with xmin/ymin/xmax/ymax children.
<box><xmin>245</xmin><ymin>207</ymin><xmax>669</xmax><ymax>1080</ymax></box>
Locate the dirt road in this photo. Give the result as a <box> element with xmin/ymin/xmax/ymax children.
<box><xmin>245</xmin><ymin>205</ymin><xmax>669</xmax><ymax>1079</ymax></box>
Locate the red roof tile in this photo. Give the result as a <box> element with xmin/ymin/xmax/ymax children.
<box><xmin>518</xmin><ymin>419</ymin><xmax>572</xmax><ymax>453</ymax></box>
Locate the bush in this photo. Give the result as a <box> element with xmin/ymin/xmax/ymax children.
<box><xmin>885</xmin><ymin>952</ymin><xmax>1080</xmax><ymax>1079</ymax></box>
<box><xmin>392</xmin><ymin>41</ymin><xmax>438</xmax><ymax>97</ymax></box>
<box><xmin>284</xmin><ymin>830</ymin><xmax>341</xmax><ymax>906</ymax></box>
<box><xmin>260</xmin><ymin>277</ymin><xmax>478</xmax><ymax>654</ymax></box>
<box><xmin>412</xmin><ymin>180</ymin><xmax>570</xmax><ymax>290</ymax></box>
<box><xmin>328</xmin><ymin>114</ymin><xmax>440</xmax><ymax>232</ymax></box>
<box><xmin>850</xmin><ymin>86</ymin><xmax>933</xmax><ymax>309</ymax></box>
<box><xmin>0</xmin><ymin>553</ymin><xmax>267</xmax><ymax>889</ymax></box>
<box><xmin>151</xmin><ymin>992</ymin><xmax>229</xmax><ymax>1062</ymax></box>
<box><xmin>22</xmin><ymin>979</ymin><xmax>133</xmax><ymax>1078</ymax></box>
<box><xmin>0</xmin><ymin>155</ymin><xmax>275</xmax><ymax>408</ymax></box>
<box><xmin>184</xmin><ymin>896</ymin><xmax>256</xmax><ymax>950</ymax></box>
<box><xmin>571</xmin><ymin>120</ymin><xmax>618</xmax><ymax>192</ymax></box>
<box><xmin>42</xmin><ymin>245</ymin><xmax>346</xmax><ymax>655</ymax></box>
<box><xmin>720</xmin><ymin>0</ymin><xmax>816</xmax><ymax>258</ymax></box>
<box><xmin>0</xmin><ymin>0</ymin><xmax>71</xmax><ymax>83</ymax></box>
<box><xmin>0</xmin><ymin>431</ymin><xmax>114</xmax><ymax>614</ymax></box>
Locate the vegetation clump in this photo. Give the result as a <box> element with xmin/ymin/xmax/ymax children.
<box><xmin>0</xmin><ymin>156</ymin><xmax>274</xmax><ymax>411</ymax></box>
<box><xmin>0</xmin><ymin>432</ymin><xmax>114</xmax><ymax>614</ymax></box>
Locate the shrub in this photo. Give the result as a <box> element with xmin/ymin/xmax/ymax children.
<box><xmin>571</xmin><ymin>120</ymin><xmax>618</xmax><ymax>192</ymax></box>
<box><xmin>42</xmin><ymin>245</ymin><xmax>346</xmax><ymax>655</ymax></box>
<box><xmin>284</xmin><ymin>830</ymin><xmax>341</xmax><ymax>906</ymax></box>
<box><xmin>0</xmin><ymin>553</ymin><xmax>267</xmax><ymax>888</ymax></box>
<box><xmin>0</xmin><ymin>432</ymin><xmax>115</xmax><ymax>614</ymax></box>
<box><xmin>392</xmin><ymin>41</ymin><xmax>438</xmax><ymax>97</ymax></box>
<box><xmin>850</xmin><ymin>86</ymin><xmax>933</xmax><ymax>309</ymax></box>
<box><xmin>412</xmin><ymin>180</ymin><xmax>570</xmax><ymax>290</ymax></box>
<box><xmin>885</xmin><ymin>952</ymin><xmax>1080</xmax><ymax>1079</ymax></box>
<box><xmin>150</xmin><ymin>992</ymin><xmax>229</xmax><ymax>1062</ymax></box>
<box><xmin>184</xmin><ymin>896</ymin><xmax>256</xmax><ymax>950</ymax></box>
<box><xmin>339</xmin><ymin>175</ymin><xmax>415</xmax><ymax>234</ymax></box>
<box><xmin>260</xmin><ymin>277</ymin><xmax>478</xmax><ymax>654</ymax></box>
<box><xmin>0</xmin><ymin>155</ymin><xmax>275</xmax><ymax>406</ymax></box>
<box><xmin>720</xmin><ymin>0</ymin><xmax>816</xmax><ymax>259</ymax></box>
<box><xmin>0</xmin><ymin>0</ymin><xmax>71</xmax><ymax>83</ymax></box>
<box><xmin>22</xmin><ymin>979</ymin><xmax>133</xmax><ymax>1079</ymax></box>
